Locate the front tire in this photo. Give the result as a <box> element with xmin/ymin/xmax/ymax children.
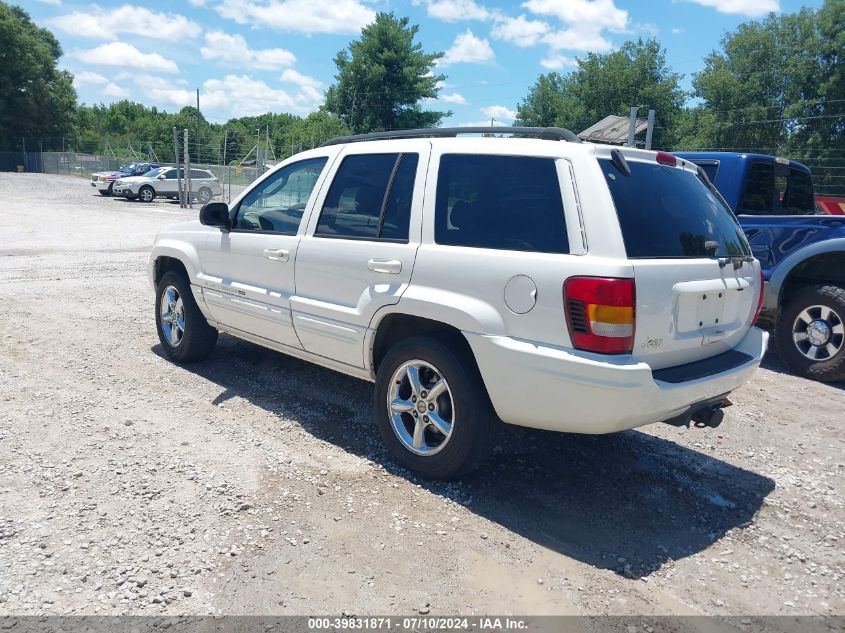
<box><xmin>138</xmin><ymin>185</ymin><xmax>155</xmax><ymax>203</ymax></box>
<box><xmin>776</xmin><ymin>284</ymin><xmax>845</xmax><ymax>382</ymax></box>
<box><xmin>374</xmin><ymin>336</ymin><xmax>497</xmax><ymax>479</ymax></box>
<box><xmin>155</xmin><ymin>271</ymin><xmax>218</xmax><ymax>363</ymax></box>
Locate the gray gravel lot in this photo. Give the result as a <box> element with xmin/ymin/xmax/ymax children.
<box><xmin>0</xmin><ymin>173</ymin><xmax>842</xmax><ymax>620</ymax></box>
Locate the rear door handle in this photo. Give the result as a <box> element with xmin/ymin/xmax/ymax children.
<box><xmin>263</xmin><ymin>248</ymin><xmax>290</xmax><ymax>262</ymax></box>
<box><xmin>367</xmin><ymin>258</ymin><xmax>402</xmax><ymax>274</ymax></box>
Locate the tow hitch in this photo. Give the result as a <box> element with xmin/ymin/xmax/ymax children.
<box><xmin>663</xmin><ymin>397</ymin><xmax>732</xmax><ymax>429</ymax></box>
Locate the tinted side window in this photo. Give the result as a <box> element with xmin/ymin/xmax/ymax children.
<box><xmin>739</xmin><ymin>162</ymin><xmax>774</xmax><ymax>214</ymax></box>
<box><xmin>190</xmin><ymin>169</ymin><xmax>210</xmax><ymax>179</ymax></box>
<box><xmin>316</xmin><ymin>153</ymin><xmax>417</xmax><ymax>241</ymax></box>
<box><xmin>435</xmin><ymin>154</ymin><xmax>569</xmax><ymax>254</ymax></box>
<box><xmin>234</xmin><ymin>157</ymin><xmax>328</xmax><ymax>233</ymax></box>
<box><xmin>699</xmin><ymin>162</ymin><xmax>719</xmax><ymax>184</ymax></box>
<box><xmin>163</xmin><ymin>169</ymin><xmax>177</xmax><ymax>179</ymax></box>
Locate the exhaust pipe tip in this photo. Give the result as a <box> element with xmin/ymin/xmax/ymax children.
<box><xmin>692</xmin><ymin>407</ymin><xmax>724</xmax><ymax>429</ymax></box>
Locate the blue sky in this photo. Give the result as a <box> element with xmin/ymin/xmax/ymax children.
<box><xmin>23</xmin><ymin>0</ymin><xmax>824</xmax><ymax>127</ymax></box>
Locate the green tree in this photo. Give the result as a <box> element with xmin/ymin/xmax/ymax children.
<box><xmin>515</xmin><ymin>39</ymin><xmax>685</xmax><ymax>148</ymax></box>
<box><xmin>0</xmin><ymin>2</ymin><xmax>76</xmax><ymax>150</ymax></box>
<box><xmin>325</xmin><ymin>13</ymin><xmax>447</xmax><ymax>133</ymax></box>
<box><xmin>687</xmin><ymin>0</ymin><xmax>843</xmax><ymax>156</ymax></box>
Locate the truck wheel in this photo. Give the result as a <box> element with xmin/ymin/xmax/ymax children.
<box><xmin>155</xmin><ymin>271</ymin><xmax>218</xmax><ymax>363</ymax></box>
<box><xmin>138</xmin><ymin>185</ymin><xmax>155</xmax><ymax>203</ymax></box>
<box><xmin>776</xmin><ymin>285</ymin><xmax>845</xmax><ymax>382</ymax></box>
<box><xmin>374</xmin><ymin>336</ymin><xmax>497</xmax><ymax>480</ymax></box>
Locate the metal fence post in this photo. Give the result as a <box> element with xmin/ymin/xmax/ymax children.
<box><xmin>172</xmin><ymin>127</ymin><xmax>184</xmax><ymax>208</ymax></box>
<box><xmin>184</xmin><ymin>129</ymin><xmax>192</xmax><ymax>209</ymax></box>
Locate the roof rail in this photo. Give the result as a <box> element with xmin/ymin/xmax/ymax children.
<box><xmin>320</xmin><ymin>126</ymin><xmax>582</xmax><ymax>147</ymax></box>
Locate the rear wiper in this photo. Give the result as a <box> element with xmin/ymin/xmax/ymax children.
<box><xmin>718</xmin><ymin>255</ymin><xmax>755</xmax><ymax>270</ymax></box>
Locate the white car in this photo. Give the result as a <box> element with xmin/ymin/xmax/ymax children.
<box><xmin>114</xmin><ymin>167</ymin><xmax>221</xmax><ymax>203</ymax></box>
<box><xmin>148</xmin><ymin>127</ymin><xmax>768</xmax><ymax>479</ymax></box>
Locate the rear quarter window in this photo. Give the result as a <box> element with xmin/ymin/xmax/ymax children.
<box><xmin>435</xmin><ymin>154</ymin><xmax>569</xmax><ymax>254</ymax></box>
<box><xmin>601</xmin><ymin>159</ymin><xmax>750</xmax><ymax>259</ymax></box>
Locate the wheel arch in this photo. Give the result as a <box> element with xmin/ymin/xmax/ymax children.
<box><xmin>773</xmin><ymin>240</ymin><xmax>845</xmax><ymax>309</ymax></box>
<box><xmin>150</xmin><ymin>241</ymin><xmax>202</xmax><ymax>287</ymax></box>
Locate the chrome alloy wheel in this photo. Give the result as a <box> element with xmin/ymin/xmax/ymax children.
<box><xmin>160</xmin><ymin>285</ymin><xmax>186</xmax><ymax>348</ymax></box>
<box><xmin>792</xmin><ymin>304</ymin><xmax>844</xmax><ymax>360</ymax></box>
<box><xmin>140</xmin><ymin>188</ymin><xmax>154</xmax><ymax>202</ymax></box>
<box><xmin>387</xmin><ymin>360</ymin><xmax>454</xmax><ymax>456</ymax></box>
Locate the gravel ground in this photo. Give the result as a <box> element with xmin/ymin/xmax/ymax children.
<box><xmin>0</xmin><ymin>173</ymin><xmax>842</xmax><ymax>621</ymax></box>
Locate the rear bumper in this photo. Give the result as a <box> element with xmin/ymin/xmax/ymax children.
<box><xmin>465</xmin><ymin>327</ymin><xmax>768</xmax><ymax>434</ymax></box>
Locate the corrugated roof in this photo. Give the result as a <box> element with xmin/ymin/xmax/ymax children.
<box><xmin>579</xmin><ymin>114</ymin><xmax>649</xmax><ymax>144</ymax></box>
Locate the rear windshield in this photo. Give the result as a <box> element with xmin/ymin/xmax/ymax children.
<box><xmin>739</xmin><ymin>162</ymin><xmax>814</xmax><ymax>215</ymax></box>
<box><xmin>601</xmin><ymin>158</ymin><xmax>750</xmax><ymax>259</ymax></box>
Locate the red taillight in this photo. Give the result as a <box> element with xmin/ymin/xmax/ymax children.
<box><xmin>753</xmin><ymin>269</ymin><xmax>765</xmax><ymax>325</ymax></box>
<box><xmin>656</xmin><ymin>151</ymin><xmax>677</xmax><ymax>166</ymax></box>
<box><xmin>564</xmin><ymin>277</ymin><xmax>636</xmax><ymax>354</ymax></box>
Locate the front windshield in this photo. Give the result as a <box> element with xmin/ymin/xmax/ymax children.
<box><xmin>142</xmin><ymin>167</ymin><xmax>166</xmax><ymax>178</ymax></box>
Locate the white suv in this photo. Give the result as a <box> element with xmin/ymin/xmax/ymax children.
<box><xmin>148</xmin><ymin>127</ymin><xmax>768</xmax><ymax>479</ymax></box>
<box><xmin>114</xmin><ymin>167</ymin><xmax>221</xmax><ymax>203</ymax></box>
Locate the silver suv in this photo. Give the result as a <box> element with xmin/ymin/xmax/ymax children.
<box><xmin>114</xmin><ymin>167</ymin><xmax>222</xmax><ymax>203</ymax></box>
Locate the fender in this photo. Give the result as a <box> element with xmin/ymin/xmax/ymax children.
<box><xmin>148</xmin><ymin>239</ymin><xmax>204</xmax><ymax>286</ymax></box>
<box><xmin>364</xmin><ymin>285</ymin><xmax>508</xmax><ymax>373</ymax></box>
<box><xmin>766</xmin><ymin>237</ymin><xmax>845</xmax><ymax>310</ymax></box>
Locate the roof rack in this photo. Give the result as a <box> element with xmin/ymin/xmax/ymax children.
<box><xmin>320</xmin><ymin>126</ymin><xmax>582</xmax><ymax>147</ymax></box>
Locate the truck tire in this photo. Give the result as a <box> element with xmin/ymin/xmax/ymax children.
<box><xmin>776</xmin><ymin>284</ymin><xmax>845</xmax><ymax>383</ymax></box>
<box><xmin>155</xmin><ymin>271</ymin><xmax>218</xmax><ymax>363</ymax></box>
<box><xmin>138</xmin><ymin>185</ymin><xmax>155</xmax><ymax>203</ymax></box>
<box><xmin>374</xmin><ymin>336</ymin><xmax>497</xmax><ymax>479</ymax></box>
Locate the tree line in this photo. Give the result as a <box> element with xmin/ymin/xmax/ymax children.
<box><xmin>1</xmin><ymin>0</ymin><xmax>842</xmax><ymax>176</ymax></box>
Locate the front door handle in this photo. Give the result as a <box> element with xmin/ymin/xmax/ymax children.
<box><xmin>263</xmin><ymin>248</ymin><xmax>290</xmax><ymax>262</ymax></box>
<box><xmin>367</xmin><ymin>258</ymin><xmax>402</xmax><ymax>274</ymax></box>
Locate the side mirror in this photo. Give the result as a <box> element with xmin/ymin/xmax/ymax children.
<box><xmin>200</xmin><ymin>202</ymin><xmax>231</xmax><ymax>231</ymax></box>
<box><xmin>157</xmin><ymin>174</ymin><xmax>166</xmax><ymax>180</ymax></box>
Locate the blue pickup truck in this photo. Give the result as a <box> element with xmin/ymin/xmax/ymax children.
<box><xmin>676</xmin><ymin>152</ymin><xmax>845</xmax><ymax>382</ymax></box>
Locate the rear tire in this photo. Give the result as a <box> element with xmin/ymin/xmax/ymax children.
<box><xmin>138</xmin><ymin>185</ymin><xmax>155</xmax><ymax>203</ymax></box>
<box><xmin>374</xmin><ymin>336</ymin><xmax>497</xmax><ymax>479</ymax></box>
<box><xmin>197</xmin><ymin>187</ymin><xmax>212</xmax><ymax>204</ymax></box>
<box><xmin>98</xmin><ymin>188</ymin><xmax>111</xmax><ymax>196</ymax></box>
<box><xmin>776</xmin><ymin>284</ymin><xmax>845</xmax><ymax>382</ymax></box>
<box><xmin>155</xmin><ymin>271</ymin><xmax>218</xmax><ymax>363</ymax></box>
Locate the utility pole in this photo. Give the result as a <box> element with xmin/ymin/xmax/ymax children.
<box><xmin>39</xmin><ymin>138</ymin><xmax>43</xmax><ymax>173</ymax></box>
<box><xmin>644</xmin><ymin>109</ymin><xmax>656</xmax><ymax>150</ymax></box>
<box><xmin>195</xmin><ymin>89</ymin><xmax>201</xmax><ymax>164</ymax></box>
<box><xmin>22</xmin><ymin>137</ymin><xmax>26</xmax><ymax>171</ymax></box>
<box><xmin>184</xmin><ymin>129</ymin><xmax>192</xmax><ymax>208</ymax></box>
<box><xmin>173</xmin><ymin>127</ymin><xmax>184</xmax><ymax>208</ymax></box>
<box><xmin>626</xmin><ymin>106</ymin><xmax>639</xmax><ymax>147</ymax></box>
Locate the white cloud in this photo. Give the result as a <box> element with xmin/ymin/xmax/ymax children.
<box><xmin>103</xmin><ymin>84</ymin><xmax>130</xmax><ymax>98</ymax></box>
<box><xmin>201</xmin><ymin>31</ymin><xmax>296</xmax><ymax>70</ymax></box>
<box><xmin>188</xmin><ymin>0</ymin><xmax>206</xmax><ymax>6</ymax></box>
<box><xmin>73</xmin><ymin>71</ymin><xmax>108</xmax><ymax>86</ymax></box>
<box><xmin>490</xmin><ymin>15</ymin><xmax>549</xmax><ymax>47</ymax></box>
<box><xmin>423</xmin><ymin>0</ymin><xmax>492</xmax><ymax>21</ymax></box>
<box><xmin>540</xmin><ymin>54</ymin><xmax>577</xmax><ymax>70</ymax></box>
<box><xmin>73</xmin><ymin>70</ymin><xmax>130</xmax><ymax>100</ymax></box>
<box><xmin>216</xmin><ymin>0</ymin><xmax>375</xmax><ymax>35</ymax></box>
<box><xmin>49</xmin><ymin>5</ymin><xmax>200</xmax><ymax>41</ymax></box>
<box><xmin>458</xmin><ymin>119</ymin><xmax>508</xmax><ymax>127</ymax></box>
<box><xmin>542</xmin><ymin>28</ymin><xmax>614</xmax><ymax>52</ymax></box>
<box><xmin>280</xmin><ymin>69</ymin><xmax>322</xmax><ymax>90</ymax></box>
<box><xmin>523</xmin><ymin>0</ymin><xmax>628</xmax><ymax>32</ymax></box>
<box><xmin>37</xmin><ymin>0</ymin><xmax>61</xmax><ymax>5</ymax></box>
<box><xmin>481</xmin><ymin>105</ymin><xmax>516</xmax><ymax>121</ymax></box>
<box><xmin>440</xmin><ymin>30</ymin><xmax>495</xmax><ymax>66</ymax></box>
<box><xmin>686</xmin><ymin>0</ymin><xmax>779</xmax><ymax>17</ymax></box>
<box><xmin>671</xmin><ymin>27</ymin><xmax>685</xmax><ymax>34</ymax></box>
<box><xmin>74</xmin><ymin>42</ymin><xmax>179</xmax><ymax>73</ymax></box>
<box><xmin>439</xmin><ymin>92</ymin><xmax>467</xmax><ymax>105</ymax></box>
<box><xmin>146</xmin><ymin>74</ymin><xmax>321</xmax><ymax>117</ymax></box>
